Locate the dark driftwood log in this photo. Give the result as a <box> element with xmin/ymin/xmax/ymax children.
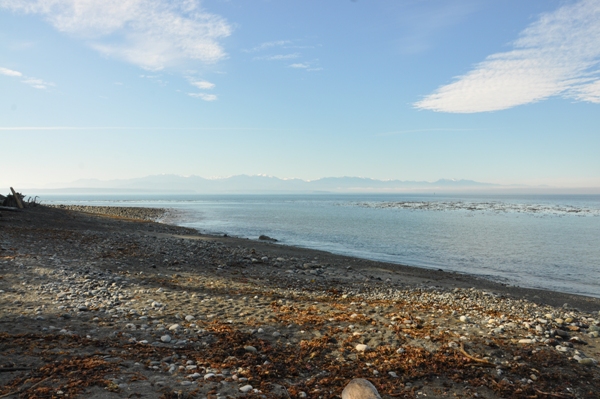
<box><xmin>0</xmin><ymin>206</ymin><xmax>22</xmax><ymax>212</ymax></box>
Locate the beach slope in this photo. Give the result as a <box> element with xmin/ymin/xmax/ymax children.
<box><xmin>0</xmin><ymin>205</ymin><xmax>599</xmax><ymax>398</ymax></box>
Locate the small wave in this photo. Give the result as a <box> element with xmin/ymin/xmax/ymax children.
<box><xmin>348</xmin><ymin>201</ymin><xmax>600</xmax><ymax>216</ymax></box>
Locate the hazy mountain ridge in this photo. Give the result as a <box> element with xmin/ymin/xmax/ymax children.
<box><xmin>41</xmin><ymin>174</ymin><xmax>500</xmax><ymax>193</ymax></box>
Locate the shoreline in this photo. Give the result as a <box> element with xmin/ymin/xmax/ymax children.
<box><xmin>1</xmin><ymin>205</ymin><xmax>599</xmax><ymax>398</ymax></box>
<box><xmin>52</xmin><ymin>203</ymin><xmax>600</xmax><ymax>306</ymax></box>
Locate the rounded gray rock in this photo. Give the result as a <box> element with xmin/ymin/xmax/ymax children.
<box><xmin>161</xmin><ymin>334</ymin><xmax>172</xmax><ymax>343</ymax></box>
<box><xmin>342</xmin><ymin>378</ymin><xmax>381</xmax><ymax>399</ymax></box>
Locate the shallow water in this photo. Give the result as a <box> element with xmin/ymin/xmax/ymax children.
<box><xmin>43</xmin><ymin>193</ymin><xmax>600</xmax><ymax>298</ymax></box>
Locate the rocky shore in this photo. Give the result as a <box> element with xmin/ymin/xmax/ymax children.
<box><xmin>0</xmin><ymin>205</ymin><xmax>599</xmax><ymax>398</ymax></box>
<box><xmin>47</xmin><ymin>204</ymin><xmax>170</xmax><ymax>221</ymax></box>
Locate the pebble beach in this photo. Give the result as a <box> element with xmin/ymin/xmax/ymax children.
<box><xmin>1</xmin><ymin>205</ymin><xmax>599</xmax><ymax>398</ymax></box>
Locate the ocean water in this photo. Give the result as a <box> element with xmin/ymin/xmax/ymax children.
<box><xmin>43</xmin><ymin>194</ymin><xmax>600</xmax><ymax>298</ymax></box>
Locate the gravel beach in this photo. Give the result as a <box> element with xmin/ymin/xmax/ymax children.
<box><xmin>1</xmin><ymin>205</ymin><xmax>599</xmax><ymax>398</ymax></box>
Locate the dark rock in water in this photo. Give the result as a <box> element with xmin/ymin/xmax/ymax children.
<box><xmin>342</xmin><ymin>378</ymin><xmax>381</xmax><ymax>399</ymax></box>
<box><xmin>259</xmin><ymin>235</ymin><xmax>278</xmax><ymax>242</ymax></box>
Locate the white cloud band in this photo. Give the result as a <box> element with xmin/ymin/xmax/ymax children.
<box><xmin>0</xmin><ymin>67</ymin><xmax>22</xmax><ymax>77</ymax></box>
<box><xmin>414</xmin><ymin>0</ymin><xmax>600</xmax><ymax>113</ymax></box>
<box><xmin>1</xmin><ymin>0</ymin><xmax>232</xmax><ymax>71</ymax></box>
<box><xmin>189</xmin><ymin>79</ymin><xmax>215</xmax><ymax>89</ymax></box>
<box><xmin>188</xmin><ymin>92</ymin><xmax>217</xmax><ymax>101</ymax></box>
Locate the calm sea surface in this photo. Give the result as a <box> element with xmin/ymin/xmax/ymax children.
<box><xmin>43</xmin><ymin>194</ymin><xmax>600</xmax><ymax>298</ymax></box>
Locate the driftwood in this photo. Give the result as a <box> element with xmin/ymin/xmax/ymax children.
<box><xmin>459</xmin><ymin>342</ymin><xmax>498</xmax><ymax>367</ymax></box>
<box><xmin>9</xmin><ymin>187</ymin><xmax>24</xmax><ymax>209</ymax></box>
<box><xmin>0</xmin><ymin>206</ymin><xmax>22</xmax><ymax>212</ymax></box>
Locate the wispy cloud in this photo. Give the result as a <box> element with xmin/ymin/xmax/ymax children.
<box><xmin>1</xmin><ymin>0</ymin><xmax>232</xmax><ymax>71</ymax></box>
<box><xmin>243</xmin><ymin>40</ymin><xmax>291</xmax><ymax>53</ymax></box>
<box><xmin>247</xmin><ymin>39</ymin><xmax>322</xmax><ymax>71</ymax></box>
<box><xmin>189</xmin><ymin>79</ymin><xmax>215</xmax><ymax>90</ymax></box>
<box><xmin>414</xmin><ymin>0</ymin><xmax>600</xmax><ymax>113</ymax></box>
<box><xmin>188</xmin><ymin>92</ymin><xmax>217</xmax><ymax>101</ymax></box>
<box><xmin>289</xmin><ymin>62</ymin><xmax>322</xmax><ymax>72</ymax></box>
<box><xmin>0</xmin><ymin>67</ymin><xmax>22</xmax><ymax>77</ymax></box>
<box><xmin>289</xmin><ymin>63</ymin><xmax>309</xmax><ymax>69</ymax></box>
<box><xmin>21</xmin><ymin>77</ymin><xmax>55</xmax><ymax>89</ymax></box>
<box><xmin>574</xmin><ymin>78</ymin><xmax>600</xmax><ymax>103</ymax></box>
<box><xmin>1</xmin><ymin>66</ymin><xmax>54</xmax><ymax>89</ymax></box>
<box><xmin>254</xmin><ymin>53</ymin><xmax>300</xmax><ymax>61</ymax></box>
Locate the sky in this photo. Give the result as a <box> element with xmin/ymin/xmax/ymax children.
<box><xmin>1</xmin><ymin>0</ymin><xmax>599</xmax><ymax>190</ymax></box>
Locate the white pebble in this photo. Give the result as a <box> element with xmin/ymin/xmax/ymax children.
<box><xmin>355</xmin><ymin>344</ymin><xmax>369</xmax><ymax>352</ymax></box>
<box><xmin>519</xmin><ymin>339</ymin><xmax>535</xmax><ymax>344</ymax></box>
<box><xmin>240</xmin><ymin>385</ymin><xmax>253</xmax><ymax>393</ymax></box>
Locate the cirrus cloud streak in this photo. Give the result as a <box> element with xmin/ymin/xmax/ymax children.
<box><xmin>0</xmin><ymin>66</ymin><xmax>54</xmax><ymax>89</ymax></box>
<box><xmin>414</xmin><ymin>0</ymin><xmax>600</xmax><ymax>113</ymax></box>
<box><xmin>0</xmin><ymin>0</ymin><xmax>232</xmax><ymax>71</ymax></box>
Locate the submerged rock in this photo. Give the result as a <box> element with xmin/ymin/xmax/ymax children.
<box><xmin>259</xmin><ymin>235</ymin><xmax>278</xmax><ymax>242</ymax></box>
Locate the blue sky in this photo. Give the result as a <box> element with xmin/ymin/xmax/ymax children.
<box><xmin>1</xmin><ymin>0</ymin><xmax>599</xmax><ymax>190</ymax></box>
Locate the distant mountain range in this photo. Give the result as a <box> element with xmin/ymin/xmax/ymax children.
<box><xmin>37</xmin><ymin>174</ymin><xmax>505</xmax><ymax>193</ymax></box>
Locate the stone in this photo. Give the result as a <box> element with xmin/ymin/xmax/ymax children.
<box><xmin>169</xmin><ymin>324</ymin><xmax>180</xmax><ymax>331</ymax></box>
<box><xmin>459</xmin><ymin>315</ymin><xmax>469</xmax><ymax>323</ymax></box>
<box><xmin>342</xmin><ymin>378</ymin><xmax>381</xmax><ymax>399</ymax></box>
<box><xmin>569</xmin><ymin>337</ymin><xmax>587</xmax><ymax>345</ymax></box>
<box><xmin>185</xmin><ymin>315</ymin><xmax>194</xmax><ymax>322</ymax></box>
<box><xmin>518</xmin><ymin>339</ymin><xmax>535</xmax><ymax>344</ymax></box>
<box><xmin>160</xmin><ymin>334</ymin><xmax>171</xmax><ymax>343</ymax></box>
<box><xmin>240</xmin><ymin>385</ymin><xmax>253</xmax><ymax>393</ymax></box>
<box><xmin>355</xmin><ymin>344</ymin><xmax>369</xmax><ymax>352</ymax></box>
<box><xmin>554</xmin><ymin>329</ymin><xmax>569</xmax><ymax>337</ymax></box>
<box><xmin>244</xmin><ymin>346</ymin><xmax>257</xmax><ymax>353</ymax></box>
<box><xmin>578</xmin><ymin>358</ymin><xmax>597</xmax><ymax>367</ymax></box>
